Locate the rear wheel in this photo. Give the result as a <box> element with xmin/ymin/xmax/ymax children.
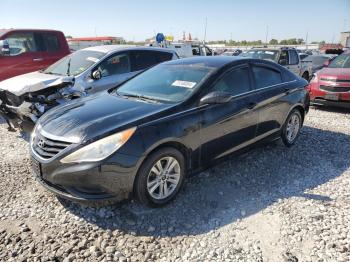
<box><xmin>134</xmin><ymin>147</ymin><xmax>185</xmax><ymax>207</ymax></box>
<box><xmin>281</xmin><ymin>109</ymin><xmax>302</xmax><ymax>147</ymax></box>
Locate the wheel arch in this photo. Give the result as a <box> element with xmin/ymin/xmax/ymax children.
<box><xmin>132</xmin><ymin>139</ymin><xmax>192</xmax><ymax>194</ymax></box>
<box><xmin>285</xmin><ymin>104</ymin><xmax>305</xmax><ymax>125</ymax></box>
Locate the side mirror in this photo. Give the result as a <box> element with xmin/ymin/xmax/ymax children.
<box><xmin>91</xmin><ymin>70</ymin><xmax>102</xmax><ymax>80</ymax></box>
<box><xmin>199</xmin><ymin>91</ymin><xmax>232</xmax><ymax>106</ymax></box>
<box><xmin>278</xmin><ymin>59</ymin><xmax>287</xmax><ymax>65</ymax></box>
<box><xmin>0</xmin><ymin>40</ymin><xmax>10</xmax><ymax>56</ymax></box>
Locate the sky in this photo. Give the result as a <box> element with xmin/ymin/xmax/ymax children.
<box><xmin>1</xmin><ymin>0</ymin><xmax>349</xmax><ymax>43</ymax></box>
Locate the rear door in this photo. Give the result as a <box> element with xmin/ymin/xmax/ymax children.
<box><xmin>250</xmin><ymin>63</ymin><xmax>292</xmax><ymax>138</ymax></box>
<box><xmin>34</xmin><ymin>32</ymin><xmax>64</xmax><ymax>69</ymax></box>
<box><xmin>0</xmin><ymin>32</ymin><xmax>40</xmax><ymax>80</ymax></box>
<box><xmin>200</xmin><ymin>64</ymin><xmax>259</xmax><ymax>164</ymax></box>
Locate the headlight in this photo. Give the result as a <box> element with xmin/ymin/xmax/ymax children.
<box><xmin>60</xmin><ymin>127</ymin><xmax>136</xmax><ymax>163</ymax></box>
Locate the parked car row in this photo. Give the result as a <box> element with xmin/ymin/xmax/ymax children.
<box><xmin>240</xmin><ymin>47</ymin><xmax>313</xmax><ymax>81</ymax></box>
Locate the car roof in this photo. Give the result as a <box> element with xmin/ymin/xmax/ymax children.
<box><xmin>83</xmin><ymin>45</ymin><xmax>176</xmax><ymax>54</ymax></box>
<box><xmin>162</xmin><ymin>56</ymin><xmax>246</xmax><ymax>68</ymax></box>
<box><xmin>0</xmin><ymin>28</ymin><xmax>63</xmax><ymax>35</ymax></box>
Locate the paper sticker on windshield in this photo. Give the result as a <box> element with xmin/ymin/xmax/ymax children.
<box><xmin>265</xmin><ymin>51</ymin><xmax>275</xmax><ymax>55</ymax></box>
<box><xmin>172</xmin><ymin>80</ymin><xmax>197</xmax><ymax>89</ymax></box>
<box><xmin>86</xmin><ymin>57</ymin><xmax>99</xmax><ymax>63</ymax></box>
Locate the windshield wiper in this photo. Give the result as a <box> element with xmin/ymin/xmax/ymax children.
<box><xmin>66</xmin><ymin>58</ymin><xmax>71</xmax><ymax>76</ymax></box>
<box><xmin>117</xmin><ymin>93</ymin><xmax>160</xmax><ymax>103</ymax></box>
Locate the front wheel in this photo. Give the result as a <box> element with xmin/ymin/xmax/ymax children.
<box><xmin>134</xmin><ymin>147</ymin><xmax>185</xmax><ymax>207</ymax></box>
<box><xmin>281</xmin><ymin>109</ymin><xmax>302</xmax><ymax>147</ymax></box>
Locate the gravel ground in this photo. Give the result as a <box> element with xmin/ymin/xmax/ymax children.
<box><xmin>0</xmin><ymin>106</ymin><xmax>349</xmax><ymax>262</ymax></box>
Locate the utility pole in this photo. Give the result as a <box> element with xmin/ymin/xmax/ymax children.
<box><xmin>305</xmin><ymin>31</ymin><xmax>308</xmax><ymax>49</ymax></box>
<box><xmin>343</xmin><ymin>19</ymin><xmax>348</xmax><ymax>31</ymax></box>
<box><xmin>203</xmin><ymin>17</ymin><xmax>208</xmax><ymax>43</ymax></box>
<box><xmin>265</xmin><ymin>25</ymin><xmax>269</xmax><ymax>45</ymax></box>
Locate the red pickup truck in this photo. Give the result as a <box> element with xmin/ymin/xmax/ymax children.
<box><xmin>0</xmin><ymin>29</ymin><xmax>70</xmax><ymax>81</ymax></box>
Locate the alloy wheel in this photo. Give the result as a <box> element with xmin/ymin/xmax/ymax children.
<box><xmin>146</xmin><ymin>156</ymin><xmax>181</xmax><ymax>200</ymax></box>
<box><xmin>286</xmin><ymin>113</ymin><xmax>300</xmax><ymax>143</ymax></box>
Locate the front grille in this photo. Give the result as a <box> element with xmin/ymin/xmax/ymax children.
<box><xmin>320</xmin><ymin>85</ymin><xmax>350</xmax><ymax>93</ymax></box>
<box><xmin>320</xmin><ymin>78</ymin><xmax>350</xmax><ymax>83</ymax></box>
<box><xmin>33</xmin><ymin>132</ymin><xmax>72</xmax><ymax>160</ymax></box>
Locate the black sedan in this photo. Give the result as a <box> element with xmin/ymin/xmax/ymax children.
<box><xmin>30</xmin><ymin>56</ymin><xmax>310</xmax><ymax>206</ymax></box>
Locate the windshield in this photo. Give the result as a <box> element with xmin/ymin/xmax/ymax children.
<box><xmin>115</xmin><ymin>64</ymin><xmax>215</xmax><ymax>103</ymax></box>
<box><xmin>44</xmin><ymin>50</ymin><xmax>105</xmax><ymax>76</ymax></box>
<box><xmin>328</xmin><ymin>54</ymin><xmax>350</xmax><ymax>68</ymax></box>
<box><xmin>241</xmin><ymin>50</ymin><xmax>279</xmax><ymax>62</ymax></box>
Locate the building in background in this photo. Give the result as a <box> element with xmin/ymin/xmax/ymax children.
<box><xmin>340</xmin><ymin>32</ymin><xmax>350</xmax><ymax>48</ymax></box>
<box><xmin>67</xmin><ymin>36</ymin><xmax>125</xmax><ymax>51</ymax></box>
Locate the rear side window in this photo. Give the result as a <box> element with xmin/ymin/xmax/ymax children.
<box><xmin>34</xmin><ymin>33</ymin><xmax>60</xmax><ymax>52</ymax></box>
<box><xmin>156</xmin><ymin>51</ymin><xmax>173</xmax><ymax>62</ymax></box>
<box><xmin>130</xmin><ymin>51</ymin><xmax>158</xmax><ymax>71</ymax></box>
<box><xmin>212</xmin><ymin>66</ymin><xmax>251</xmax><ymax>96</ymax></box>
<box><xmin>289</xmin><ymin>50</ymin><xmax>299</xmax><ymax>65</ymax></box>
<box><xmin>42</xmin><ymin>34</ymin><xmax>60</xmax><ymax>52</ymax></box>
<box><xmin>252</xmin><ymin>65</ymin><xmax>282</xmax><ymax>89</ymax></box>
<box><xmin>5</xmin><ymin>32</ymin><xmax>37</xmax><ymax>55</ymax></box>
<box><xmin>279</xmin><ymin>50</ymin><xmax>289</xmax><ymax>64</ymax></box>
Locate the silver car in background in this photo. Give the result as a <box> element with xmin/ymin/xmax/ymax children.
<box><xmin>0</xmin><ymin>46</ymin><xmax>178</xmax><ymax>130</ymax></box>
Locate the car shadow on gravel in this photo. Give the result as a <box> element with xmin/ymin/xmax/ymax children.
<box><xmin>311</xmin><ymin>105</ymin><xmax>350</xmax><ymax>114</ymax></box>
<box><xmin>49</xmin><ymin>125</ymin><xmax>350</xmax><ymax>237</ymax></box>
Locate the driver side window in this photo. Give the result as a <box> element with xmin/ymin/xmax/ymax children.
<box><xmin>98</xmin><ymin>53</ymin><xmax>131</xmax><ymax>77</ymax></box>
<box><xmin>279</xmin><ymin>50</ymin><xmax>289</xmax><ymax>65</ymax></box>
<box><xmin>211</xmin><ymin>66</ymin><xmax>251</xmax><ymax>96</ymax></box>
<box><xmin>5</xmin><ymin>33</ymin><xmax>37</xmax><ymax>56</ymax></box>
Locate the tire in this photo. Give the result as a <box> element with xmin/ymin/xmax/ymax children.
<box><xmin>134</xmin><ymin>147</ymin><xmax>186</xmax><ymax>207</ymax></box>
<box><xmin>281</xmin><ymin>109</ymin><xmax>302</xmax><ymax>147</ymax></box>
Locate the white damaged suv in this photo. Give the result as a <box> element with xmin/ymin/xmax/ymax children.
<box><xmin>0</xmin><ymin>45</ymin><xmax>178</xmax><ymax>130</ymax></box>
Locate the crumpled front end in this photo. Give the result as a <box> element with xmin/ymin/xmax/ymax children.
<box><xmin>0</xmin><ymin>77</ymin><xmax>86</xmax><ymax>131</ymax></box>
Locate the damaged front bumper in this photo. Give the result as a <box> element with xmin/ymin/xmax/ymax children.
<box><xmin>0</xmin><ymin>89</ymin><xmax>45</xmax><ymax>131</ymax></box>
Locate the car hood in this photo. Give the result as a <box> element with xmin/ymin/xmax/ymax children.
<box><xmin>0</xmin><ymin>71</ymin><xmax>64</xmax><ymax>96</ymax></box>
<box><xmin>38</xmin><ymin>92</ymin><xmax>174</xmax><ymax>143</ymax></box>
<box><xmin>318</xmin><ymin>68</ymin><xmax>350</xmax><ymax>79</ymax></box>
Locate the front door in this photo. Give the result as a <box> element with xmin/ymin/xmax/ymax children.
<box><xmin>0</xmin><ymin>32</ymin><xmax>40</xmax><ymax>80</ymax></box>
<box><xmin>90</xmin><ymin>51</ymin><xmax>135</xmax><ymax>93</ymax></box>
<box><xmin>200</xmin><ymin>65</ymin><xmax>259</xmax><ymax>164</ymax></box>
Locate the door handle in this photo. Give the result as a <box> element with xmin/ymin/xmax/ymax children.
<box><xmin>33</xmin><ymin>58</ymin><xmax>43</xmax><ymax>62</ymax></box>
<box><xmin>247</xmin><ymin>102</ymin><xmax>257</xmax><ymax>109</ymax></box>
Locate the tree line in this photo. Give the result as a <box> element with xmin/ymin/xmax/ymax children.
<box><xmin>207</xmin><ymin>38</ymin><xmax>327</xmax><ymax>46</ymax></box>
